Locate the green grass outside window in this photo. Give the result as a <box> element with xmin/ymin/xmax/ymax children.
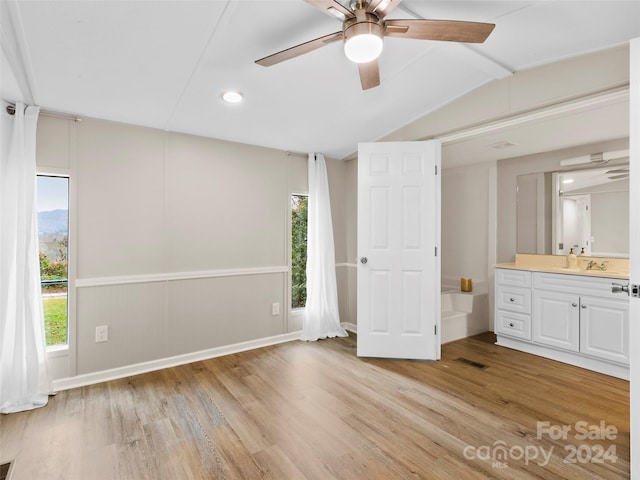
<box><xmin>43</xmin><ymin>297</ymin><xmax>67</xmax><ymax>346</ymax></box>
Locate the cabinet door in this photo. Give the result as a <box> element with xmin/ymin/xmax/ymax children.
<box><xmin>533</xmin><ymin>290</ymin><xmax>580</xmax><ymax>352</ymax></box>
<box><xmin>580</xmin><ymin>297</ymin><xmax>629</xmax><ymax>364</ymax></box>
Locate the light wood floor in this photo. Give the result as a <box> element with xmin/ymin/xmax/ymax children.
<box><xmin>0</xmin><ymin>333</ymin><xmax>629</xmax><ymax>479</ymax></box>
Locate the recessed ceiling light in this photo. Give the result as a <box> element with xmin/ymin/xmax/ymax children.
<box><xmin>222</xmin><ymin>91</ymin><xmax>243</xmax><ymax>103</ymax></box>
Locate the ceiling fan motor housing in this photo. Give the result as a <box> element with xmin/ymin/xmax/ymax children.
<box><xmin>343</xmin><ymin>11</ymin><xmax>384</xmax><ymax>63</ymax></box>
<box><xmin>344</xmin><ymin>11</ymin><xmax>384</xmax><ymax>40</ymax></box>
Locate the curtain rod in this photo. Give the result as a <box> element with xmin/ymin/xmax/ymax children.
<box><xmin>5</xmin><ymin>104</ymin><xmax>82</xmax><ymax>122</ymax></box>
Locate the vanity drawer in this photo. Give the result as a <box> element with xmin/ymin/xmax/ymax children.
<box><xmin>533</xmin><ymin>272</ymin><xmax>629</xmax><ymax>300</ymax></box>
<box><xmin>495</xmin><ymin>310</ymin><xmax>531</xmax><ymax>340</ymax></box>
<box><xmin>496</xmin><ymin>269</ymin><xmax>532</xmax><ymax>288</ymax></box>
<box><xmin>496</xmin><ymin>285</ymin><xmax>531</xmax><ymax>314</ymax></box>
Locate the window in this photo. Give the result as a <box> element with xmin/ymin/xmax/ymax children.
<box><xmin>37</xmin><ymin>175</ymin><xmax>69</xmax><ymax>347</ymax></box>
<box><xmin>291</xmin><ymin>194</ymin><xmax>308</xmax><ymax>309</ymax></box>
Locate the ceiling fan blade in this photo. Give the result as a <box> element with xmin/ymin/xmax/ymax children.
<box><xmin>358</xmin><ymin>59</ymin><xmax>380</xmax><ymax>90</ymax></box>
<box><xmin>255</xmin><ymin>31</ymin><xmax>342</xmax><ymax>67</ymax></box>
<box><xmin>367</xmin><ymin>0</ymin><xmax>402</xmax><ymax>18</ymax></box>
<box><xmin>304</xmin><ymin>0</ymin><xmax>354</xmax><ymax>19</ymax></box>
<box><xmin>608</xmin><ymin>173</ymin><xmax>630</xmax><ymax>180</ymax></box>
<box><xmin>385</xmin><ymin>19</ymin><xmax>495</xmax><ymax>43</ymax></box>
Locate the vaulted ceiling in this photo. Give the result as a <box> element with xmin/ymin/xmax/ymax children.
<box><xmin>2</xmin><ymin>1</ymin><xmax>639</xmax><ymax>160</ymax></box>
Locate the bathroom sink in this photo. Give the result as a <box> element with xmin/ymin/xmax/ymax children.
<box><xmin>548</xmin><ymin>266</ymin><xmax>582</xmax><ymax>272</ymax></box>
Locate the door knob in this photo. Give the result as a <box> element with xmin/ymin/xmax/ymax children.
<box><xmin>360</xmin><ymin>257</ymin><xmax>368</xmax><ymax>264</ymax></box>
<box><xmin>571</xmin><ymin>303</ymin><xmax>577</xmax><ymax>307</ymax></box>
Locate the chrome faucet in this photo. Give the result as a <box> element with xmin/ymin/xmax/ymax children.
<box><xmin>586</xmin><ymin>260</ymin><xmax>609</xmax><ymax>271</ymax></box>
<box><xmin>586</xmin><ymin>260</ymin><xmax>598</xmax><ymax>270</ymax></box>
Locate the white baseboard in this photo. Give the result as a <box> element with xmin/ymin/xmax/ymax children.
<box><xmin>342</xmin><ymin>322</ymin><xmax>357</xmax><ymax>333</ymax></box>
<box><xmin>53</xmin><ymin>324</ymin><xmax>360</xmax><ymax>392</ymax></box>
<box><xmin>52</xmin><ymin>331</ymin><xmax>301</xmax><ymax>392</ymax></box>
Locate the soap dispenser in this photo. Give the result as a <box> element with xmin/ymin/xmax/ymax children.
<box><xmin>567</xmin><ymin>248</ymin><xmax>578</xmax><ymax>269</ymax></box>
<box><xmin>580</xmin><ymin>247</ymin><xmax>585</xmax><ymax>256</ymax></box>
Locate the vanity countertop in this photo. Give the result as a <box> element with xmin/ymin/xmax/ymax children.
<box><xmin>495</xmin><ymin>254</ymin><xmax>629</xmax><ymax>280</ymax></box>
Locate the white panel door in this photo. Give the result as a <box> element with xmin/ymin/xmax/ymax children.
<box><xmin>357</xmin><ymin>141</ymin><xmax>440</xmax><ymax>360</ymax></box>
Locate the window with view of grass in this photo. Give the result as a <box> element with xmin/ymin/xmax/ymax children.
<box><xmin>37</xmin><ymin>175</ymin><xmax>69</xmax><ymax>348</ymax></box>
<box><xmin>291</xmin><ymin>194</ymin><xmax>308</xmax><ymax>309</ymax></box>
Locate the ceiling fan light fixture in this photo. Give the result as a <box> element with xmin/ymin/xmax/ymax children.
<box><xmin>343</xmin><ymin>19</ymin><xmax>384</xmax><ymax>63</ymax></box>
<box><xmin>344</xmin><ymin>33</ymin><xmax>383</xmax><ymax>63</ymax></box>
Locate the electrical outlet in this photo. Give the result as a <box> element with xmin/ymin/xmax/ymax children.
<box><xmin>271</xmin><ymin>303</ymin><xmax>280</xmax><ymax>316</ymax></box>
<box><xmin>95</xmin><ymin>325</ymin><xmax>108</xmax><ymax>343</ymax></box>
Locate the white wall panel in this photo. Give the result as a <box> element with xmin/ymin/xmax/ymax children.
<box><xmin>164</xmin><ymin>133</ymin><xmax>286</xmax><ymax>271</ymax></box>
<box><xmin>509</xmin><ymin>47</ymin><xmax>630</xmax><ymax>112</ymax></box>
<box><xmin>76</xmin><ymin>282</ymin><xmax>166</xmax><ymax>374</ymax></box>
<box><xmin>345</xmin><ymin>159</ymin><xmax>358</xmax><ymax>264</ymax></box>
<box><xmin>75</xmin><ymin>272</ymin><xmax>286</xmax><ymax>374</ymax></box>
<box><xmin>335</xmin><ymin>266</ymin><xmax>349</xmax><ymax>329</ymax></box>
<box><xmin>380</xmin><ymin>46</ymin><xmax>629</xmax><ymax>146</ymax></box>
<box><xmin>343</xmin><ymin>159</ymin><xmax>358</xmax><ymax>328</ymax></box>
<box><xmin>36</xmin><ymin>115</ymin><xmax>70</xmax><ymax>169</ymax></box>
<box><xmin>441</xmin><ymin>163</ymin><xmax>491</xmax><ymax>289</ymax></box>
<box><xmin>76</xmin><ymin>119</ymin><xmax>165</xmax><ymax>278</ymax></box>
<box><xmin>165</xmin><ymin>274</ymin><xmax>284</xmax><ymax>357</ymax></box>
<box><xmin>326</xmin><ymin>157</ymin><xmax>347</xmax><ymax>264</ymax></box>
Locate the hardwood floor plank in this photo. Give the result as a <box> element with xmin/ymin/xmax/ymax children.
<box><xmin>0</xmin><ymin>333</ymin><xmax>629</xmax><ymax>479</ymax></box>
<box><xmin>252</xmin><ymin>445</ymin><xmax>308</xmax><ymax>480</ymax></box>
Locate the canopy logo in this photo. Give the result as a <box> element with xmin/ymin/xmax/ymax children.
<box><xmin>462</xmin><ymin>420</ymin><xmax>618</xmax><ymax>469</ymax></box>
<box><xmin>463</xmin><ymin>441</ymin><xmax>553</xmax><ymax>468</ymax></box>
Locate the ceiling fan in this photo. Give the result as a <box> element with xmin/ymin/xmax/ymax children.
<box><xmin>255</xmin><ymin>0</ymin><xmax>495</xmax><ymax>90</ymax></box>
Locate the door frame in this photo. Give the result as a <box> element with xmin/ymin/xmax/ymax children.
<box><xmin>628</xmin><ymin>37</ymin><xmax>639</xmax><ymax>479</ymax></box>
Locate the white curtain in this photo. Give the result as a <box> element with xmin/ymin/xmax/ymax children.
<box><xmin>0</xmin><ymin>102</ymin><xmax>52</xmax><ymax>413</ymax></box>
<box><xmin>301</xmin><ymin>153</ymin><xmax>348</xmax><ymax>341</ymax></box>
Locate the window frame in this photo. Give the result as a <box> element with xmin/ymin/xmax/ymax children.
<box><xmin>289</xmin><ymin>192</ymin><xmax>309</xmax><ymax>315</ymax></box>
<box><xmin>36</xmin><ymin>168</ymin><xmax>74</xmax><ymax>360</ymax></box>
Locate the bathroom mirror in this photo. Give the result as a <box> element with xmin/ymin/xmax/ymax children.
<box><xmin>517</xmin><ymin>164</ymin><xmax>629</xmax><ymax>258</ymax></box>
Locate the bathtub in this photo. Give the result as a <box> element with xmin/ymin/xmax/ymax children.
<box><xmin>441</xmin><ymin>288</ymin><xmax>489</xmax><ymax>344</ymax></box>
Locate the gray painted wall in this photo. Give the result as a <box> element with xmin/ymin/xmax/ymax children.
<box><xmin>36</xmin><ymin>117</ymin><xmax>349</xmax><ymax>377</ymax></box>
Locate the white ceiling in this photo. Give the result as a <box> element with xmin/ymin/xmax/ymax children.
<box><xmin>2</xmin><ymin>1</ymin><xmax>639</xmax><ymax>160</ymax></box>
